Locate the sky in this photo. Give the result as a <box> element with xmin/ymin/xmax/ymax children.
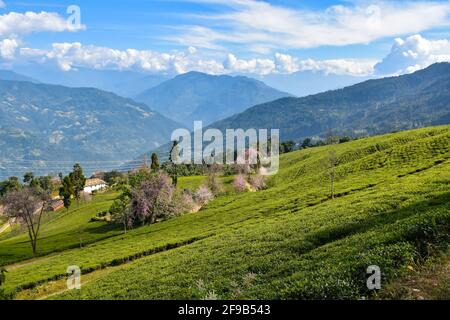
<box><xmin>1</xmin><ymin>0</ymin><xmax>450</xmax><ymax>77</ymax></box>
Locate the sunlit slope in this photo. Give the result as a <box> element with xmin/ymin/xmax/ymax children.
<box><xmin>0</xmin><ymin>192</ymin><xmax>121</xmax><ymax>265</ymax></box>
<box><xmin>3</xmin><ymin>125</ymin><xmax>450</xmax><ymax>299</ymax></box>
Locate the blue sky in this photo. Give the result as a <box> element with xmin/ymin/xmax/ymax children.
<box><xmin>1</xmin><ymin>0</ymin><xmax>450</xmax><ymax>76</ymax></box>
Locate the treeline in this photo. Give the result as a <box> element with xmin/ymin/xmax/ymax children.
<box><xmin>279</xmin><ymin>135</ymin><xmax>355</xmax><ymax>154</ymax></box>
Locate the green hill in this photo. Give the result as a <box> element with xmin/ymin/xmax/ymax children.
<box><xmin>1</xmin><ymin>125</ymin><xmax>449</xmax><ymax>300</ymax></box>
<box><xmin>0</xmin><ymin>80</ymin><xmax>181</xmax><ymax>180</ymax></box>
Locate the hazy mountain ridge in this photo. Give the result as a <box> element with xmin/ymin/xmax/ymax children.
<box><xmin>135</xmin><ymin>71</ymin><xmax>292</xmax><ymax>126</ymax></box>
<box><xmin>0</xmin><ymin>80</ymin><xmax>181</xmax><ymax>179</ymax></box>
<box><xmin>209</xmin><ymin>63</ymin><xmax>450</xmax><ymax>141</ymax></box>
<box><xmin>13</xmin><ymin>66</ymin><xmax>170</xmax><ymax>98</ymax></box>
<box><xmin>0</xmin><ymin>70</ymin><xmax>39</xmax><ymax>83</ymax></box>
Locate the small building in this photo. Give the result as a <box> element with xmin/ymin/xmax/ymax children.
<box><xmin>47</xmin><ymin>199</ymin><xmax>65</xmax><ymax>212</ymax></box>
<box><xmin>84</xmin><ymin>178</ymin><xmax>107</xmax><ymax>194</ymax></box>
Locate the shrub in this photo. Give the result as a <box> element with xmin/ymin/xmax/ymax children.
<box><xmin>205</xmin><ymin>172</ymin><xmax>224</xmax><ymax>195</ymax></box>
<box><xmin>233</xmin><ymin>175</ymin><xmax>248</xmax><ymax>193</ymax></box>
<box><xmin>195</xmin><ymin>186</ymin><xmax>214</xmax><ymax>206</ymax></box>
<box><xmin>249</xmin><ymin>175</ymin><xmax>267</xmax><ymax>191</ymax></box>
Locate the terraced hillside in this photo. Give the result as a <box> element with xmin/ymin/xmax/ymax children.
<box><xmin>1</xmin><ymin>125</ymin><xmax>449</xmax><ymax>300</ymax></box>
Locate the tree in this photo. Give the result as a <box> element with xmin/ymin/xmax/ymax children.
<box><xmin>339</xmin><ymin>136</ymin><xmax>352</xmax><ymax>144</ymax></box>
<box><xmin>131</xmin><ymin>172</ymin><xmax>174</xmax><ymax>225</ymax></box>
<box><xmin>103</xmin><ymin>170</ymin><xmax>124</xmax><ymax>185</ymax></box>
<box><xmin>110</xmin><ymin>188</ymin><xmax>132</xmax><ymax>233</ymax></box>
<box><xmin>301</xmin><ymin>138</ymin><xmax>313</xmax><ymax>149</ymax></box>
<box><xmin>59</xmin><ymin>176</ymin><xmax>74</xmax><ymax>211</ymax></box>
<box><xmin>168</xmin><ymin>140</ymin><xmax>179</xmax><ymax>186</ymax></box>
<box><xmin>69</xmin><ymin>164</ymin><xmax>86</xmax><ymax>205</ymax></box>
<box><xmin>23</xmin><ymin>172</ymin><xmax>34</xmax><ymax>184</ymax></box>
<box><xmin>205</xmin><ymin>165</ymin><xmax>224</xmax><ymax>195</ymax></box>
<box><xmin>233</xmin><ymin>175</ymin><xmax>248</xmax><ymax>193</ymax></box>
<box><xmin>0</xmin><ymin>177</ymin><xmax>21</xmax><ymax>197</ymax></box>
<box><xmin>151</xmin><ymin>153</ymin><xmax>160</xmax><ymax>171</ymax></box>
<box><xmin>0</xmin><ymin>267</ymin><xmax>6</xmax><ymax>286</ymax></box>
<box><xmin>194</xmin><ymin>186</ymin><xmax>214</xmax><ymax>206</ymax></box>
<box><xmin>3</xmin><ymin>187</ymin><xmax>51</xmax><ymax>256</ymax></box>
<box><xmin>325</xmin><ymin>150</ymin><xmax>338</xmax><ymax>199</ymax></box>
<box><xmin>280</xmin><ymin>141</ymin><xmax>295</xmax><ymax>154</ymax></box>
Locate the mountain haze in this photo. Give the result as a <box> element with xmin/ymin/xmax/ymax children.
<box><xmin>0</xmin><ymin>80</ymin><xmax>180</xmax><ymax>179</ymax></box>
<box><xmin>0</xmin><ymin>70</ymin><xmax>39</xmax><ymax>83</ymax></box>
<box><xmin>135</xmin><ymin>71</ymin><xmax>291</xmax><ymax>127</ymax></box>
<box><xmin>14</xmin><ymin>66</ymin><xmax>169</xmax><ymax>98</ymax></box>
<box><xmin>210</xmin><ymin>63</ymin><xmax>450</xmax><ymax>141</ymax></box>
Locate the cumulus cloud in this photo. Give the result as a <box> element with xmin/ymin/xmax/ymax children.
<box><xmin>223</xmin><ymin>54</ymin><xmax>275</xmax><ymax>75</ymax></box>
<box><xmin>0</xmin><ymin>38</ymin><xmax>18</xmax><ymax>59</ymax></box>
<box><xmin>19</xmin><ymin>41</ymin><xmax>375</xmax><ymax>76</ymax></box>
<box><xmin>20</xmin><ymin>42</ymin><xmax>225</xmax><ymax>74</ymax></box>
<box><xmin>0</xmin><ymin>11</ymin><xmax>84</xmax><ymax>38</ymax></box>
<box><xmin>375</xmin><ymin>34</ymin><xmax>450</xmax><ymax>75</ymax></box>
<box><xmin>274</xmin><ymin>53</ymin><xmax>375</xmax><ymax>76</ymax></box>
<box><xmin>174</xmin><ymin>0</ymin><xmax>450</xmax><ymax>51</ymax></box>
<box><xmin>14</xmin><ymin>34</ymin><xmax>450</xmax><ymax>77</ymax></box>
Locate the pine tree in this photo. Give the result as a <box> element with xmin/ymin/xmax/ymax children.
<box><xmin>151</xmin><ymin>153</ymin><xmax>160</xmax><ymax>171</ymax></box>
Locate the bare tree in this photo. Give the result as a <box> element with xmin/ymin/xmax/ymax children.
<box><xmin>3</xmin><ymin>187</ymin><xmax>51</xmax><ymax>256</ymax></box>
<box><xmin>326</xmin><ymin>150</ymin><xmax>338</xmax><ymax>199</ymax></box>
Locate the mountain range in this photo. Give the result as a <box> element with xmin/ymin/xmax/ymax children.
<box><xmin>1</xmin><ymin>63</ymin><xmax>449</xmax><ymax>179</ymax></box>
<box><xmin>135</xmin><ymin>71</ymin><xmax>291</xmax><ymax>127</ymax></box>
<box><xmin>13</xmin><ymin>65</ymin><xmax>170</xmax><ymax>98</ymax></box>
<box><xmin>0</xmin><ymin>80</ymin><xmax>180</xmax><ymax>180</ymax></box>
<box><xmin>210</xmin><ymin>62</ymin><xmax>450</xmax><ymax>141</ymax></box>
<box><xmin>0</xmin><ymin>70</ymin><xmax>39</xmax><ymax>83</ymax></box>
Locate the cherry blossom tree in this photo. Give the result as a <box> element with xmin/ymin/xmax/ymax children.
<box><xmin>194</xmin><ymin>186</ymin><xmax>214</xmax><ymax>206</ymax></box>
<box><xmin>131</xmin><ymin>172</ymin><xmax>174</xmax><ymax>225</ymax></box>
<box><xmin>233</xmin><ymin>175</ymin><xmax>248</xmax><ymax>193</ymax></box>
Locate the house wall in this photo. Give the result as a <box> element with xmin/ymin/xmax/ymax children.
<box><xmin>83</xmin><ymin>184</ymin><xmax>106</xmax><ymax>194</ymax></box>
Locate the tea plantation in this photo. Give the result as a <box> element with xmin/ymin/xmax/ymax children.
<box><xmin>1</xmin><ymin>125</ymin><xmax>449</xmax><ymax>299</ymax></box>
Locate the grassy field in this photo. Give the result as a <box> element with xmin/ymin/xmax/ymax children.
<box><xmin>1</xmin><ymin>125</ymin><xmax>449</xmax><ymax>300</ymax></box>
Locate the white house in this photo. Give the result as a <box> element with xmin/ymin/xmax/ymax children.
<box><xmin>83</xmin><ymin>178</ymin><xmax>107</xmax><ymax>194</ymax></box>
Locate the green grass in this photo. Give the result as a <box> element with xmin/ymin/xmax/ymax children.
<box><xmin>1</xmin><ymin>125</ymin><xmax>449</xmax><ymax>300</ymax></box>
<box><xmin>0</xmin><ymin>192</ymin><xmax>121</xmax><ymax>266</ymax></box>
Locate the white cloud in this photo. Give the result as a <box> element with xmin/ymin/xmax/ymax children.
<box><xmin>223</xmin><ymin>53</ymin><xmax>275</xmax><ymax>75</ymax></box>
<box><xmin>19</xmin><ymin>41</ymin><xmax>375</xmax><ymax>76</ymax></box>
<box><xmin>176</xmin><ymin>1</ymin><xmax>450</xmax><ymax>51</ymax></box>
<box><xmin>0</xmin><ymin>11</ymin><xmax>84</xmax><ymax>38</ymax></box>
<box><xmin>375</xmin><ymin>34</ymin><xmax>450</xmax><ymax>75</ymax></box>
<box><xmin>0</xmin><ymin>1</ymin><xmax>5</xmax><ymax>9</ymax></box>
<box><xmin>20</xmin><ymin>42</ymin><xmax>226</xmax><ymax>74</ymax></box>
<box><xmin>13</xmin><ymin>35</ymin><xmax>450</xmax><ymax>77</ymax></box>
<box><xmin>275</xmin><ymin>54</ymin><xmax>376</xmax><ymax>76</ymax></box>
<box><xmin>0</xmin><ymin>38</ymin><xmax>18</xmax><ymax>59</ymax></box>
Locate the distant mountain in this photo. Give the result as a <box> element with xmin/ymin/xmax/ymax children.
<box><xmin>135</xmin><ymin>71</ymin><xmax>291</xmax><ymax>127</ymax></box>
<box><xmin>14</xmin><ymin>65</ymin><xmax>169</xmax><ymax>98</ymax></box>
<box><xmin>0</xmin><ymin>70</ymin><xmax>39</xmax><ymax>83</ymax></box>
<box><xmin>209</xmin><ymin>63</ymin><xmax>450</xmax><ymax>141</ymax></box>
<box><xmin>0</xmin><ymin>80</ymin><xmax>181</xmax><ymax>180</ymax></box>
